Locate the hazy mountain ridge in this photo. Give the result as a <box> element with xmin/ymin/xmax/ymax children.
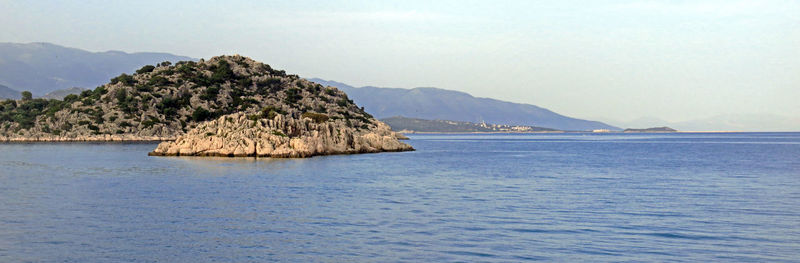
<box><xmin>381</xmin><ymin>116</ymin><xmax>559</xmax><ymax>133</ymax></box>
<box><xmin>41</xmin><ymin>87</ymin><xmax>88</xmax><ymax>100</ymax></box>
<box><xmin>0</xmin><ymin>84</ymin><xmax>20</xmax><ymax>100</ymax></box>
<box><xmin>0</xmin><ymin>42</ymin><xmax>193</xmax><ymax>95</ymax></box>
<box><xmin>2</xmin><ymin>43</ymin><xmax>791</xmax><ymax>132</ymax></box>
<box><xmin>309</xmin><ymin>78</ymin><xmax>620</xmax><ymax>131</ymax></box>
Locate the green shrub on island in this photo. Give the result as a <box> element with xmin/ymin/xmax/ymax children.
<box><xmin>110</xmin><ymin>73</ymin><xmax>136</xmax><ymax>86</ymax></box>
<box><xmin>284</xmin><ymin>88</ymin><xmax>302</xmax><ymax>104</ymax></box>
<box><xmin>135</xmin><ymin>65</ymin><xmax>156</xmax><ymax>74</ymax></box>
<box><xmin>192</xmin><ymin>107</ymin><xmax>213</xmax><ymax>122</ymax></box>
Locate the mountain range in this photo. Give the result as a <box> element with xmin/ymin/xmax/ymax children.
<box><xmin>309</xmin><ymin>79</ymin><xmax>619</xmax><ymax>131</ymax></box>
<box><xmin>0</xmin><ymin>84</ymin><xmax>19</xmax><ymax>100</ymax></box>
<box><xmin>0</xmin><ymin>42</ymin><xmax>619</xmax><ymax>131</ymax></box>
<box><xmin>41</xmin><ymin>87</ymin><xmax>89</xmax><ymax>100</ymax></box>
<box><xmin>5</xmin><ymin>42</ymin><xmax>791</xmax><ymax>131</ymax></box>
<box><xmin>0</xmin><ymin>42</ymin><xmax>193</xmax><ymax>96</ymax></box>
<box><xmin>381</xmin><ymin>116</ymin><xmax>559</xmax><ymax>133</ymax></box>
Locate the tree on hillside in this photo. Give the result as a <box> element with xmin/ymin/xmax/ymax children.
<box><xmin>21</xmin><ymin>91</ymin><xmax>32</xmax><ymax>101</ymax></box>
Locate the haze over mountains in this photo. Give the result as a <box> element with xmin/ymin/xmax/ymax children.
<box><xmin>41</xmin><ymin>87</ymin><xmax>88</xmax><ymax>100</ymax></box>
<box><xmin>309</xmin><ymin>79</ymin><xmax>619</xmax><ymax>131</ymax></box>
<box><xmin>382</xmin><ymin>116</ymin><xmax>559</xmax><ymax>133</ymax></box>
<box><xmin>0</xmin><ymin>42</ymin><xmax>619</xmax><ymax>131</ymax></box>
<box><xmin>0</xmin><ymin>42</ymin><xmax>193</xmax><ymax>96</ymax></box>
<box><xmin>0</xmin><ymin>84</ymin><xmax>19</xmax><ymax>100</ymax></box>
<box><xmin>0</xmin><ymin>42</ymin><xmax>794</xmax><ymax>131</ymax></box>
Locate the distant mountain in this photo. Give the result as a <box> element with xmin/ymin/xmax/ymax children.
<box><xmin>309</xmin><ymin>78</ymin><xmax>619</xmax><ymax>131</ymax></box>
<box><xmin>0</xmin><ymin>42</ymin><xmax>194</xmax><ymax>95</ymax></box>
<box><xmin>382</xmin><ymin>116</ymin><xmax>559</xmax><ymax>133</ymax></box>
<box><xmin>0</xmin><ymin>84</ymin><xmax>20</xmax><ymax>100</ymax></box>
<box><xmin>41</xmin><ymin>87</ymin><xmax>88</xmax><ymax>100</ymax></box>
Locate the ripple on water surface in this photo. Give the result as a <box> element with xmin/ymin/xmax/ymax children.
<box><xmin>0</xmin><ymin>133</ymin><xmax>799</xmax><ymax>262</ymax></box>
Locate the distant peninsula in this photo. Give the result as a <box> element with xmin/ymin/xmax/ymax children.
<box><xmin>0</xmin><ymin>55</ymin><xmax>412</xmax><ymax>157</ymax></box>
<box><xmin>623</xmin><ymin>127</ymin><xmax>677</xmax><ymax>133</ymax></box>
<box><xmin>310</xmin><ymin>78</ymin><xmax>620</xmax><ymax>131</ymax></box>
<box><xmin>382</xmin><ymin>116</ymin><xmax>560</xmax><ymax>133</ymax></box>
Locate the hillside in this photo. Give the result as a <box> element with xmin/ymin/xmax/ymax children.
<box><xmin>0</xmin><ymin>84</ymin><xmax>19</xmax><ymax>100</ymax></box>
<box><xmin>0</xmin><ymin>42</ymin><xmax>193</xmax><ymax>95</ymax></box>
<box><xmin>382</xmin><ymin>116</ymin><xmax>559</xmax><ymax>133</ymax></box>
<box><xmin>0</xmin><ymin>55</ymin><xmax>412</xmax><ymax>157</ymax></box>
<box><xmin>309</xmin><ymin>78</ymin><xmax>619</xmax><ymax>131</ymax></box>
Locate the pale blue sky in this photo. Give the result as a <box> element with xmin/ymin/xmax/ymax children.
<box><xmin>1</xmin><ymin>0</ymin><xmax>798</xmax><ymax>128</ymax></box>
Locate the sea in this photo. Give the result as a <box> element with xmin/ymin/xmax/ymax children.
<box><xmin>1</xmin><ymin>132</ymin><xmax>799</xmax><ymax>262</ymax></box>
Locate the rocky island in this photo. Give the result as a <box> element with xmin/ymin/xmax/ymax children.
<box><xmin>0</xmin><ymin>55</ymin><xmax>412</xmax><ymax>157</ymax></box>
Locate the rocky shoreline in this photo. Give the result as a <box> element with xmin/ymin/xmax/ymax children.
<box><xmin>149</xmin><ymin>113</ymin><xmax>413</xmax><ymax>158</ymax></box>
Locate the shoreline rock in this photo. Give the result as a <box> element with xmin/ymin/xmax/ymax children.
<box><xmin>149</xmin><ymin>112</ymin><xmax>413</xmax><ymax>158</ymax></box>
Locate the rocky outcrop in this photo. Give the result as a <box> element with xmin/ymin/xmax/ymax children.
<box><xmin>1</xmin><ymin>55</ymin><xmax>411</xmax><ymax>158</ymax></box>
<box><xmin>149</xmin><ymin>112</ymin><xmax>412</xmax><ymax>158</ymax></box>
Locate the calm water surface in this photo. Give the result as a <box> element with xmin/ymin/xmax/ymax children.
<box><xmin>1</xmin><ymin>133</ymin><xmax>799</xmax><ymax>262</ymax></box>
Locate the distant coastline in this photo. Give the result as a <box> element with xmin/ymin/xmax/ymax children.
<box><xmin>398</xmin><ymin>131</ymin><xmax>565</xmax><ymax>134</ymax></box>
<box><xmin>398</xmin><ymin>130</ymin><xmax>770</xmax><ymax>135</ymax></box>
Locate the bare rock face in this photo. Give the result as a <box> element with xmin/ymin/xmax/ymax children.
<box><xmin>149</xmin><ymin>112</ymin><xmax>413</xmax><ymax>158</ymax></box>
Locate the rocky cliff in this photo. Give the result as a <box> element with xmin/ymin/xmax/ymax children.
<box><xmin>150</xmin><ymin>112</ymin><xmax>411</xmax><ymax>157</ymax></box>
<box><xmin>0</xmin><ymin>55</ymin><xmax>412</xmax><ymax>157</ymax></box>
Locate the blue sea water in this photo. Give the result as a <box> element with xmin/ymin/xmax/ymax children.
<box><xmin>1</xmin><ymin>132</ymin><xmax>799</xmax><ymax>262</ymax></box>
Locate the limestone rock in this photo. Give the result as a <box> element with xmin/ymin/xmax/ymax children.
<box><xmin>149</xmin><ymin>112</ymin><xmax>413</xmax><ymax>158</ymax></box>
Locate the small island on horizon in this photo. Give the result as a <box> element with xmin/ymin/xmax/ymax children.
<box><xmin>623</xmin><ymin>127</ymin><xmax>678</xmax><ymax>133</ymax></box>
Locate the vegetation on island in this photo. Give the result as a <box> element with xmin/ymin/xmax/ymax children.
<box><xmin>0</xmin><ymin>55</ymin><xmax>376</xmax><ymax>139</ymax></box>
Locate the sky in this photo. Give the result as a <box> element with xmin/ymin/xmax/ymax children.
<box><xmin>1</xmin><ymin>0</ymin><xmax>799</xmax><ymax>128</ymax></box>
